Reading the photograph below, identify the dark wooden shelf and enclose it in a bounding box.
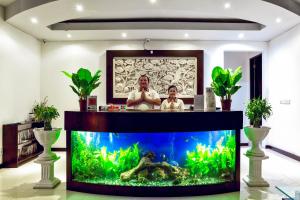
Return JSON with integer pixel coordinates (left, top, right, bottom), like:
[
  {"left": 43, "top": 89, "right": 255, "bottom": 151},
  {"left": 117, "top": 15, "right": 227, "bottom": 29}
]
[
  {"left": 18, "top": 151, "right": 42, "bottom": 165},
  {"left": 18, "top": 139, "right": 36, "bottom": 147},
  {"left": 2, "top": 121, "right": 43, "bottom": 168}
]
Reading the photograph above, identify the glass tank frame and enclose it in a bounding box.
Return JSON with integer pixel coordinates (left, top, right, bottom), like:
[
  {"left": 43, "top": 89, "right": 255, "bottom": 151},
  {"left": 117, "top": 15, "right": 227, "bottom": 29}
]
[
  {"left": 71, "top": 130, "right": 237, "bottom": 187},
  {"left": 65, "top": 110, "right": 242, "bottom": 196}
]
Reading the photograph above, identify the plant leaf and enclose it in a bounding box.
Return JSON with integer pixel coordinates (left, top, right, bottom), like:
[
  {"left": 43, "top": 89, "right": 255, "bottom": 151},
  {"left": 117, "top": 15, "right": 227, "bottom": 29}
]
[
  {"left": 229, "top": 85, "right": 241, "bottom": 95},
  {"left": 78, "top": 68, "right": 92, "bottom": 82},
  {"left": 231, "top": 66, "right": 242, "bottom": 86},
  {"left": 62, "top": 71, "right": 72, "bottom": 79},
  {"left": 70, "top": 85, "right": 80, "bottom": 96}
]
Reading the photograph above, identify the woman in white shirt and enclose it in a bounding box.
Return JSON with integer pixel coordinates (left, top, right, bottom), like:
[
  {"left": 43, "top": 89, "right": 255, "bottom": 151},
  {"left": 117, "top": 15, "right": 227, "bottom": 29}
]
[{"left": 161, "top": 85, "right": 185, "bottom": 111}]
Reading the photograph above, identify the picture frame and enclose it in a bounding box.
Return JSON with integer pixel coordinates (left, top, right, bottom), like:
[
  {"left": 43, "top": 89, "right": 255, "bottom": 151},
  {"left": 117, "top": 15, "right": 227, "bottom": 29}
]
[
  {"left": 87, "top": 96, "right": 97, "bottom": 111},
  {"left": 106, "top": 50, "right": 204, "bottom": 104}
]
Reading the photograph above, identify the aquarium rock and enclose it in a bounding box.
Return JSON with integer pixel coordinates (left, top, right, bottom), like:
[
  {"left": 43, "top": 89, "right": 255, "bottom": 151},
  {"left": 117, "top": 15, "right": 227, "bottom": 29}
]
[{"left": 120, "top": 152, "right": 189, "bottom": 184}]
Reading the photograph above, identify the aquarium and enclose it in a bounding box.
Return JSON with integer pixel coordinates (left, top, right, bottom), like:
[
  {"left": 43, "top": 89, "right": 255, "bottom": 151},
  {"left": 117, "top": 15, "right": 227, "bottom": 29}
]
[{"left": 71, "top": 130, "right": 236, "bottom": 187}]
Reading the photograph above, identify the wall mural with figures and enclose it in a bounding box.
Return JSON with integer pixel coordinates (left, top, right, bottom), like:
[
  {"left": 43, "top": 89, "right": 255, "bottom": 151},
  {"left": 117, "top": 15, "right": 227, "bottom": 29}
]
[
  {"left": 106, "top": 50, "right": 204, "bottom": 104},
  {"left": 113, "top": 57, "right": 197, "bottom": 98}
]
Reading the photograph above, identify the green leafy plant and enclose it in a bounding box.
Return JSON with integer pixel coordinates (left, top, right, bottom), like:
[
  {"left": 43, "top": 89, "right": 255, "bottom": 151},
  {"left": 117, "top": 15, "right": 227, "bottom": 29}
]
[
  {"left": 62, "top": 68, "right": 101, "bottom": 100},
  {"left": 211, "top": 66, "right": 242, "bottom": 101},
  {"left": 33, "top": 97, "right": 60, "bottom": 130},
  {"left": 245, "top": 98, "right": 272, "bottom": 128},
  {"left": 185, "top": 134, "right": 236, "bottom": 178},
  {"left": 71, "top": 131, "right": 140, "bottom": 180}
]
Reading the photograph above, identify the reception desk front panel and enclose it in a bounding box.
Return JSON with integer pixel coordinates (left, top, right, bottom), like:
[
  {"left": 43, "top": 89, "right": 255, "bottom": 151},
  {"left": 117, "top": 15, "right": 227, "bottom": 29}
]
[{"left": 65, "top": 111, "right": 243, "bottom": 196}]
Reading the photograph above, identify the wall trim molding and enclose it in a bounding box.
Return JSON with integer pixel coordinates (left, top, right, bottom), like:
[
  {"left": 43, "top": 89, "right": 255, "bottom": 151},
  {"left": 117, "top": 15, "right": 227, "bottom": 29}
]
[
  {"left": 265, "top": 145, "right": 300, "bottom": 162},
  {"left": 240, "top": 143, "right": 249, "bottom": 146},
  {"left": 51, "top": 148, "right": 66, "bottom": 152}
]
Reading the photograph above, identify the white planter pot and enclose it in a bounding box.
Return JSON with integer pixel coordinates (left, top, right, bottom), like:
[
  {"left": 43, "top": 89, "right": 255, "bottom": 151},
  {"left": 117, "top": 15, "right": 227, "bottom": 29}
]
[
  {"left": 244, "top": 126, "right": 270, "bottom": 157},
  {"left": 33, "top": 128, "right": 61, "bottom": 161}
]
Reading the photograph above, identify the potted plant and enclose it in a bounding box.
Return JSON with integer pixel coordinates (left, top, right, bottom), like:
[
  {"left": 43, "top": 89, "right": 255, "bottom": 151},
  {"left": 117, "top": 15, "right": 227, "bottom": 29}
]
[
  {"left": 62, "top": 68, "right": 101, "bottom": 111},
  {"left": 211, "top": 66, "right": 242, "bottom": 111},
  {"left": 244, "top": 98, "right": 272, "bottom": 157},
  {"left": 33, "top": 97, "right": 61, "bottom": 161}
]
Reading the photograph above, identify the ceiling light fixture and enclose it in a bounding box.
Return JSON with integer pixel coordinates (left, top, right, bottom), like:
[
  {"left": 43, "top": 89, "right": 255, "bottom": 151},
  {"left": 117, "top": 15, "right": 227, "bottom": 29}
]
[
  {"left": 184, "top": 33, "right": 189, "bottom": 38},
  {"left": 67, "top": 33, "right": 72, "bottom": 38},
  {"left": 121, "top": 32, "right": 127, "bottom": 38},
  {"left": 30, "top": 17, "right": 38, "bottom": 24},
  {"left": 150, "top": 0, "right": 157, "bottom": 4},
  {"left": 275, "top": 17, "right": 282, "bottom": 23},
  {"left": 224, "top": 2, "right": 231, "bottom": 9},
  {"left": 76, "top": 4, "right": 84, "bottom": 12},
  {"left": 238, "top": 33, "right": 245, "bottom": 39}
]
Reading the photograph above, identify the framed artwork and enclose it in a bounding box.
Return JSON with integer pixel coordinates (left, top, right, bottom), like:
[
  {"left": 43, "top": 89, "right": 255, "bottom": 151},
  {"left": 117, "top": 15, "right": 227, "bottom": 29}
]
[{"left": 106, "top": 50, "right": 204, "bottom": 104}]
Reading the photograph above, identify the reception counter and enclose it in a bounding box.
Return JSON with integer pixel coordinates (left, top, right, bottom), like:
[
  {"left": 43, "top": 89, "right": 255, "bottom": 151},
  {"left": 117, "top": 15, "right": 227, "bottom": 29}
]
[{"left": 65, "top": 110, "right": 243, "bottom": 196}]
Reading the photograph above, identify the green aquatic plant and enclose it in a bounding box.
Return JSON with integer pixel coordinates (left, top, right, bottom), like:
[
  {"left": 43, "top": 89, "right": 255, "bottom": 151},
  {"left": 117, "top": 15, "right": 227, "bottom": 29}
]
[
  {"left": 71, "top": 133, "right": 99, "bottom": 179},
  {"left": 117, "top": 143, "right": 140, "bottom": 174},
  {"left": 71, "top": 131, "right": 140, "bottom": 180},
  {"left": 185, "top": 134, "right": 236, "bottom": 178}
]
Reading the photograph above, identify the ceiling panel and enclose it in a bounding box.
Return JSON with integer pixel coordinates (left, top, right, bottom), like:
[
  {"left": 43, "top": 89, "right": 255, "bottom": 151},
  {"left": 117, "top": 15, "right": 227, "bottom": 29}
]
[{"left": 3, "top": 0, "right": 300, "bottom": 41}]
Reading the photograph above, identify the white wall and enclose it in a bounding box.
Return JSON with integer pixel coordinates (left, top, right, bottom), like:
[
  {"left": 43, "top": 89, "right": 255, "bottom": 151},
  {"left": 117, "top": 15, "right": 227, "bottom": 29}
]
[
  {"left": 0, "top": 6, "right": 41, "bottom": 163},
  {"left": 267, "top": 23, "right": 300, "bottom": 156},
  {"left": 224, "top": 51, "right": 261, "bottom": 143},
  {"left": 41, "top": 40, "right": 267, "bottom": 148}
]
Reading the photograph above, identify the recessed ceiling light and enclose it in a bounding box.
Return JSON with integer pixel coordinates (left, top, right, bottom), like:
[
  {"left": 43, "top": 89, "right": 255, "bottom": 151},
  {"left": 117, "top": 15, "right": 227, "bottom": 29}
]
[
  {"left": 67, "top": 33, "right": 72, "bottom": 38},
  {"left": 224, "top": 2, "right": 231, "bottom": 9},
  {"left": 275, "top": 17, "right": 282, "bottom": 23},
  {"left": 184, "top": 33, "right": 189, "bottom": 38},
  {"left": 76, "top": 4, "right": 84, "bottom": 12},
  {"left": 150, "top": 0, "right": 157, "bottom": 4},
  {"left": 30, "top": 17, "right": 38, "bottom": 24},
  {"left": 121, "top": 33, "right": 127, "bottom": 38},
  {"left": 238, "top": 33, "right": 245, "bottom": 39}
]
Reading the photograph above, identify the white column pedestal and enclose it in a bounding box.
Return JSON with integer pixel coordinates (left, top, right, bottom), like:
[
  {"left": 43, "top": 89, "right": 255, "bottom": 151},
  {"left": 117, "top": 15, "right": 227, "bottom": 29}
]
[
  {"left": 243, "top": 153, "right": 269, "bottom": 187},
  {"left": 34, "top": 157, "right": 61, "bottom": 189}
]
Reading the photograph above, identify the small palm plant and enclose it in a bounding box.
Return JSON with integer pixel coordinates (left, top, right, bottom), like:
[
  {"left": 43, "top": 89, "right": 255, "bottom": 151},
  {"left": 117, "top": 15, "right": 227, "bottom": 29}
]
[
  {"left": 245, "top": 98, "right": 272, "bottom": 128},
  {"left": 33, "top": 97, "right": 60, "bottom": 130}
]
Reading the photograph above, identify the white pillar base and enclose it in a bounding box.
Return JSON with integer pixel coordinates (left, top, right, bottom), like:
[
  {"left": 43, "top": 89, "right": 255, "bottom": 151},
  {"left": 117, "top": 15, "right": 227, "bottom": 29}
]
[
  {"left": 34, "top": 177, "right": 61, "bottom": 189},
  {"left": 243, "top": 175, "right": 270, "bottom": 187},
  {"left": 34, "top": 157, "right": 61, "bottom": 189},
  {"left": 243, "top": 154, "right": 269, "bottom": 187}
]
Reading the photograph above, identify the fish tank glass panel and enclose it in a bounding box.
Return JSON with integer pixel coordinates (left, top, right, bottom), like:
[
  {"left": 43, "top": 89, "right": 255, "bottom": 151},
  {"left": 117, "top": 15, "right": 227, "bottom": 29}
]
[{"left": 71, "top": 130, "right": 236, "bottom": 187}]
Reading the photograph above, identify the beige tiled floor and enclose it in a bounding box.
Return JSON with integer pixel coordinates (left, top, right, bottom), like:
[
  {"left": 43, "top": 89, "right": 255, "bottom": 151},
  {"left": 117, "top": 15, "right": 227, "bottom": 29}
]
[{"left": 0, "top": 147, "right": 299, "bottom": 200}]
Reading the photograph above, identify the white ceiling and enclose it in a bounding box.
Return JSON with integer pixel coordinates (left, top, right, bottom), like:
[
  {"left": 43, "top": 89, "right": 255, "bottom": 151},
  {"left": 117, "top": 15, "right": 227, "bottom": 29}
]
[{"left": 3, "top": 0, "right": 300, "bottom": 41}]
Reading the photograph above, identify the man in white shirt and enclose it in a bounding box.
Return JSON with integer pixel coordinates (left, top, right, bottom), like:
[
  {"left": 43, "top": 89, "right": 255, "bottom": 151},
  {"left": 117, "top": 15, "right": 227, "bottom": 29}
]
[{"left": 127, "top": 75, "right": 161, "bottom": 110}]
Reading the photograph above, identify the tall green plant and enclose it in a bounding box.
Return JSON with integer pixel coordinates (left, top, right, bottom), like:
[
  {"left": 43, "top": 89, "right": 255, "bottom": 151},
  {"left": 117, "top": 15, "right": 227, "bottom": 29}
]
[
  {"left": 211, "top": 66, "right": 242, "bottom": 100},
  {"left": 245, "top": 98, "right": 272, "bottom": 128},
  {"left": 62, "top": 68, "right": 101, "bottom": 100},
  {"left": 33, "top": 97, "right": 60, "bottom": 130}
]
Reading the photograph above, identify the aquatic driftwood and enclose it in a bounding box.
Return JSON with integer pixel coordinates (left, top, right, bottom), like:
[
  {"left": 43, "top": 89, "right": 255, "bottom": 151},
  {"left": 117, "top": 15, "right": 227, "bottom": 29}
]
[{"left": 120, "top": 153, "right": 188, "bottom": 184}]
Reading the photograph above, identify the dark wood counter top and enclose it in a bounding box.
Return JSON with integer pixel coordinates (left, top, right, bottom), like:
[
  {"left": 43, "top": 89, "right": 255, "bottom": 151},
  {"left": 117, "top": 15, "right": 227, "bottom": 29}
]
[{"left": 64, "top": 110, "right": 243, "bottom": 132}]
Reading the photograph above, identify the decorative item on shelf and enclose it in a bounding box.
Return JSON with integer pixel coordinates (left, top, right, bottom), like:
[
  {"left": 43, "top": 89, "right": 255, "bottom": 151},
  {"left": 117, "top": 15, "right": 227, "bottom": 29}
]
[
  {"left": 193, "top": 95, "right": 204, "bottom": 111},
  {"left": 87, "top": 96, "right": 97, "bottom": 111},
  {"left": 211, "top": 66, "right": 242, "bottom": 111},
  {"left": 32, "top": 97, "right": 61, "bottom": 189},
  {"left": 62, "top": 68, "right": 102, "bottom": 112},
  {"left": 243, "top": 98, "right": 272, "bottom": 187},
  {"left": 108, "top": 104, "right": 120, "bottom": 111},
  {"left": 204, "top": 87, "right": 216, "bottom": 111}
]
